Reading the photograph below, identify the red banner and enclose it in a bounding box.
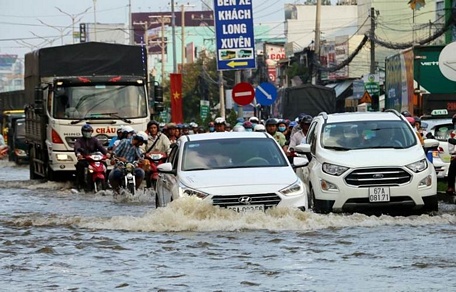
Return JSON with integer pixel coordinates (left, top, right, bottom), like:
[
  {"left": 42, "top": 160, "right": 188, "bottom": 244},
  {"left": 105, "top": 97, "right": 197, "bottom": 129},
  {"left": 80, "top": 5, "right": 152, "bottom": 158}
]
[{"left": 170, "top": 73, "right": 183, "bottom": 123}]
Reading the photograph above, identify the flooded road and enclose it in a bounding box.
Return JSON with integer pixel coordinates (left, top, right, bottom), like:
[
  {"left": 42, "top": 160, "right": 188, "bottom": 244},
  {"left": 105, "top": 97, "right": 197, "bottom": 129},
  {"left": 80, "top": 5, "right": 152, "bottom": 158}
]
[{"left": 1, "top": 160, "right": 455, "bottom": 291}]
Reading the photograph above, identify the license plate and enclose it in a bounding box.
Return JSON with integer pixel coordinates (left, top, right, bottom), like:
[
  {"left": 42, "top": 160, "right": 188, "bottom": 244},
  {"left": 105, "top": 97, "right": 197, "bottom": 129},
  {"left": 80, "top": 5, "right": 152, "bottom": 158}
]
[
  {"left": 369, "top": 187, "right": 390, "bottom": 202},
  {"left": 227, "top": 205, "right": 265, "bottom": 213}
]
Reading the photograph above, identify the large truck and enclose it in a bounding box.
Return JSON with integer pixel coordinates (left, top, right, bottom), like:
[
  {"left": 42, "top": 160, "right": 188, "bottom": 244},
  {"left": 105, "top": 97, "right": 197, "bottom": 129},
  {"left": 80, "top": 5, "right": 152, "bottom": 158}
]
[
  {"left": 385, "top": 45, "right": 456, "bottom": 117},
  {"left": 25, "top": 42, "right": 151, "bottom": 180},
  {"left": 272, "top": 84, "right": 337, "bottom": 119},
  {"left": 0, "top": 90, "right": 26, "bottom": 112}
]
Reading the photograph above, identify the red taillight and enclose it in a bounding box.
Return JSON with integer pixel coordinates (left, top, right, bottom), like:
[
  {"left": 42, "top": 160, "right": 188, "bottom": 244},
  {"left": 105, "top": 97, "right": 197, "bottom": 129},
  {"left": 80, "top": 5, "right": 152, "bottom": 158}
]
[
  {"left": 78, "top": 77, "right": 91, "bottom": 83},
  {"left": 52, "top": 129, "right": 64, "bottom": 144},
  {"left": 109, "top": 76, "right": 122, "bottom": 82}
]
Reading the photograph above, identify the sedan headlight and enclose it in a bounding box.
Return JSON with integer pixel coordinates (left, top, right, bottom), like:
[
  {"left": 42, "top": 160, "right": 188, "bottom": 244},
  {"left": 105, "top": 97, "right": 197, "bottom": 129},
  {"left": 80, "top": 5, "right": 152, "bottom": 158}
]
[
  {"left": 279, "top": 180, "right": 304, "bottom": 196},
  {"left": 406, "top": 159, "right": 428, "bottom": 173},
  {"left": 180, "top": 186, "right": 209, "bottom": 199},
  {"left": 322, "top": 163, "right": 349, "bottom": 176}
]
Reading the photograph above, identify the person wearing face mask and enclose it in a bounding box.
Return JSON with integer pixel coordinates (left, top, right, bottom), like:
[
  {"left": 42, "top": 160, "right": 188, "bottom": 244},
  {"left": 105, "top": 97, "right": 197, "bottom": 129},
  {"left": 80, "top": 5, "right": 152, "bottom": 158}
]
[
  {"left": 208, "top": 121, "right": 215, "bottom": 133},
  {"left": 74, "top": 124, "right": 109, "bottom": 191}
]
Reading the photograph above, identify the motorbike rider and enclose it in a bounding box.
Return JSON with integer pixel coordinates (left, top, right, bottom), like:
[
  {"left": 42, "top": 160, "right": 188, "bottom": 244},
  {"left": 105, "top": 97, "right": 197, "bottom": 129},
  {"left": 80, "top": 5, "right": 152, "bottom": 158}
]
[
  {"left": 109, "top": 131, "right": 148, "bottom": 194},
  {"left": 142, "top": 120, "right": 171, "bottom": 154},
  {"left": 214, "top": 117, "right": 226, "bottom": 132},
  {"left": 74, "top": 124, "right": 109, "bottom": 191}
]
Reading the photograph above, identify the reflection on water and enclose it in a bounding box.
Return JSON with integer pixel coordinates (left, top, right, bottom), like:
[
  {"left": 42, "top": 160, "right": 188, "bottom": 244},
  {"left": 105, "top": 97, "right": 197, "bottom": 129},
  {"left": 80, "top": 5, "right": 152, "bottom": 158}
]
[{"left": 1, "top": 160, "right": 456, "bottom": 291}]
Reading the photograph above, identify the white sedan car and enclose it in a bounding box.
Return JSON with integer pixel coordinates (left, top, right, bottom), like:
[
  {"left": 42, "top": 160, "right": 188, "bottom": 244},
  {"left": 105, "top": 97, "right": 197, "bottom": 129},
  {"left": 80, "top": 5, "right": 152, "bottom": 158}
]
[{"left": 155, "top": 132, "right": 309, "bottom": 212}]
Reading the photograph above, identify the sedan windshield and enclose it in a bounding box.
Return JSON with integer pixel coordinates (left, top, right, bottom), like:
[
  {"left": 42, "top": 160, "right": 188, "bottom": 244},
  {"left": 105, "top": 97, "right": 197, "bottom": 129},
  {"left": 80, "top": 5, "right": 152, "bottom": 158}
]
[
  {"left": 322, "top": 120, "right": 417, "bottom": 150},
  {"left": 182, "top": 138, "right": 289, "bottom": 171}
]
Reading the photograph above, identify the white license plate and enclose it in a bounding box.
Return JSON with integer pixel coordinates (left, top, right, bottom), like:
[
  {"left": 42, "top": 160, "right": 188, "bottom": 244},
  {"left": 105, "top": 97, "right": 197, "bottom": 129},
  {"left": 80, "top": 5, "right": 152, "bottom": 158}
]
[
  {"left": 368, "top": 187, "right": 390, "bottom": 202},
  {"left": 227, "top": 205, "right": 265, "bottom": 213}
]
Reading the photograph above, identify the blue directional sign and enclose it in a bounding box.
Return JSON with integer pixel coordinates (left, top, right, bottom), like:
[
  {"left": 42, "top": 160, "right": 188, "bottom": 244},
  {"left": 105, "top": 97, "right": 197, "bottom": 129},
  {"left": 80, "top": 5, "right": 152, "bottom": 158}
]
[
  {"left": 255, "top": 82, "right": 277, "bottom": 106},
  {"left": 213, "top": 0, "right": 256, "bottom": 71}
]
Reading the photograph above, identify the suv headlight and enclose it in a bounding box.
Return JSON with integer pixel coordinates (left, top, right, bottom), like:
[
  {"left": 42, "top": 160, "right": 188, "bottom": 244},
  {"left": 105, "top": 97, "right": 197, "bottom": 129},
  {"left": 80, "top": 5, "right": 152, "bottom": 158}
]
[
  {"left": 279, "top": 180, "right": 304, "bottom": 196},
  {"left": 406, "top": 159, "right": 428, "bottom": 173},
  {"left": 322, "top": 163, "right": 349, "bottom": 176}
]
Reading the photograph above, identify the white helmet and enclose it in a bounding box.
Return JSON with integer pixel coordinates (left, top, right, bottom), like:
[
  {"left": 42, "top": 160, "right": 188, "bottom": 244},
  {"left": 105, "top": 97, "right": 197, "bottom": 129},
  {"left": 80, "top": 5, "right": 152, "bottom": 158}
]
[
  {"left": 249, "top": 116, "right": 259, "bottom": 123},
  {"left": 122, "top": 125, "right": 135, "bottom": 134},
  {"left": 135, "top": 131, "right": 148, "bottom": 143},
  {"left": 232, "top": 125, "right": 246, "bottom": 132},
  {"left": 214, "top": 117, "right": 226, "bottom": 124},
  {"left": 254, "top": 124, "right": 266, "bottom": 132}
]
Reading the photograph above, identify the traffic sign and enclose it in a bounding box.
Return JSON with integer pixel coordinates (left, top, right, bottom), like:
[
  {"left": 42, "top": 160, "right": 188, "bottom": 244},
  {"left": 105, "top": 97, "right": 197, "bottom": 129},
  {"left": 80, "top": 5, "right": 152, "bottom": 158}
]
[
  {"left": 255, "top": 82, "right": 277, "bottom": 106},
  {"left": 214, "top": 0, "right": 256, "bottom": 71},
  {"left": 359, "top": 91, "right": 372, "bottom": 104},
  {"left": 232, "top": 82, "right": 255, "bottom": 106}
]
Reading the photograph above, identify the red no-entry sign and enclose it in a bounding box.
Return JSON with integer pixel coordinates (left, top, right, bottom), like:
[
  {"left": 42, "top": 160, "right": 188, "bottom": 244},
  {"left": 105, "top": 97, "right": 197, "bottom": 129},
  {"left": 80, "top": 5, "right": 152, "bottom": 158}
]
[{"left": 232, "top": 82, "right": 255, "bottom": 106}]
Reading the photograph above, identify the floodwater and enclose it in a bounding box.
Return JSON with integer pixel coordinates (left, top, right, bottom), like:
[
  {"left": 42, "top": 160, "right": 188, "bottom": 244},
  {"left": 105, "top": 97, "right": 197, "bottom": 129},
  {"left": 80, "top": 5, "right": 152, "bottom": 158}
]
[{"left": 1, "top": 160, "right": 456, "bottom": 291}]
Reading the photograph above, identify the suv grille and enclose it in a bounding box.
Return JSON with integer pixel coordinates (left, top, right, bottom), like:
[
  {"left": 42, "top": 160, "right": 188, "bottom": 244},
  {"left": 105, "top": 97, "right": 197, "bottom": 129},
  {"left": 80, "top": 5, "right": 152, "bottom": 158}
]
[
  {"left": 212, "top": 193, "right": 281, "bottom": 209},
  {"left": 345, "top": 168, "right": 412, "bottom": 186}
]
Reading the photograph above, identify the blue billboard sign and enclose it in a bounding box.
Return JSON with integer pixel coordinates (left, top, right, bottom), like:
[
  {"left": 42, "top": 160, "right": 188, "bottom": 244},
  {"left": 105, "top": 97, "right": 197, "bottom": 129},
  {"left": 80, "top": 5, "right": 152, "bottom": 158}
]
[{"left": 213, "top": 0, "right": 256, "bottom": 71}]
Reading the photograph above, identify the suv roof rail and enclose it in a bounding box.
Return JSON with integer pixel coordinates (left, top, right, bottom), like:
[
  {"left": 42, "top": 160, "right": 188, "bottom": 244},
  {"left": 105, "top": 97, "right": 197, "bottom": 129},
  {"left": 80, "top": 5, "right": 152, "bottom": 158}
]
[
  {"left": 318, "top": 112, "right": 328, "bottom": 121},
  {"left": 384, "top": 109, "right": 401, "bottom": 117}
]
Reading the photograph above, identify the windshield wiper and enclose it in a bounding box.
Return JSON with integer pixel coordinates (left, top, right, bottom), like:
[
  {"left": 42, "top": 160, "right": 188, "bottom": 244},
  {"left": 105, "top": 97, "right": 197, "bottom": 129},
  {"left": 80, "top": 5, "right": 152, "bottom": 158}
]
[{"left": 100, "top": 112, "right": 132, "bottom": 123}]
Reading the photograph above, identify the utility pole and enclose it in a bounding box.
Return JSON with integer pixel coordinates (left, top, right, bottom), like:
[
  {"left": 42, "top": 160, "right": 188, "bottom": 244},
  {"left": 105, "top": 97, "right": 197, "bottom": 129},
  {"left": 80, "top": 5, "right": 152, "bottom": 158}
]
[
  {"left": 128, "top": 0, "right": 133, "bottom": 45},
  {"left": 235, "top": 71, "right": 242, "bottom": 118},
  {"left": 219, "top": 71, "right": 225, "bottom": 119},
  {"left": 133, "top": 21, "right": 151, "bottom": 52},
  {"left": 171, "top": 1, "right": 177, "bottom": 73},
  {"left": 370, "top": 7, "right": 376, "bottom": 74},
  {"left": 93, "top": 0, "right": 97, "bottom": 41},
  {"left": 149, "top": 15, "right": 171, "bottom": 83},
  {"left": 313, "top": 0, "right": 322, "bottom": 85}
]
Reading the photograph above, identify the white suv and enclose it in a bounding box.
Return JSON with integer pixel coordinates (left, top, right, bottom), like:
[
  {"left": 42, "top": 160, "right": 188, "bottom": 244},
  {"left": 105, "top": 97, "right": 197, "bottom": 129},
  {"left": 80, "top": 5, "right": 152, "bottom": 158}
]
[{"left": 295, "top": 110, "right": 438, "bottom": 214}]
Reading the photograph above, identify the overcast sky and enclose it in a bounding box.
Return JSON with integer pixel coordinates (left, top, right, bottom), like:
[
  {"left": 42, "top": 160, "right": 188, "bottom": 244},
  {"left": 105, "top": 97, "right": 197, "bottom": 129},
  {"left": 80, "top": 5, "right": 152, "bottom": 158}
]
[{"left": 0, "top": 0, "right": 337, "bottom": 58}]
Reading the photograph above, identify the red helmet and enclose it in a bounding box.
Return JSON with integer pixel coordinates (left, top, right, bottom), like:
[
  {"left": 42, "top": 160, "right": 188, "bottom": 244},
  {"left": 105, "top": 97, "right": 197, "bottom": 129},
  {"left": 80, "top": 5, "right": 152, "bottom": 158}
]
[{"left": 405, "top": 116, "right": 415, "bottom": 125}]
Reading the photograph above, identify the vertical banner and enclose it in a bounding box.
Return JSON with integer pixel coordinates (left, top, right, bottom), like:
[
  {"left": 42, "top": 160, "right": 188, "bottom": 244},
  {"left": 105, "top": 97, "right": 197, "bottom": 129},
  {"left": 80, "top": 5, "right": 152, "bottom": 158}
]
[{"left": 170, "top": 73, "right": 183, "bottom": 123}]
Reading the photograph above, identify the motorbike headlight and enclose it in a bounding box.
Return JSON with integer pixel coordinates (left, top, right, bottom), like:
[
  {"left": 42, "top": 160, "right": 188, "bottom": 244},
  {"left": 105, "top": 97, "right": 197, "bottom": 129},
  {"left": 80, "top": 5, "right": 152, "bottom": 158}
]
[
  {"left": 279, "top": 180, "right": 304, "bottom": 196},
  {"left": 406, "top": 159, "right": 428, "bottom": 173},
  {"left": 322, "top": 163, "right": 349, "bottom": 176}
]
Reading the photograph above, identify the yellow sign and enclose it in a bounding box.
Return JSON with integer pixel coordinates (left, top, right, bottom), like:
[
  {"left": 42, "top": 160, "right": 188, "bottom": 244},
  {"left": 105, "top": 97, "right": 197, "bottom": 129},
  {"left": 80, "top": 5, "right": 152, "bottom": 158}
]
[{"left": 227, "top": 61, "right": 248, "bottom": 68}]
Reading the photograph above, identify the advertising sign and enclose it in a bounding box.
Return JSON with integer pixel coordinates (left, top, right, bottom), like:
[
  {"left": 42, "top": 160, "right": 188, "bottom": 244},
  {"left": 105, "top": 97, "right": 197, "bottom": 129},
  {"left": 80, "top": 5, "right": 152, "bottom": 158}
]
[{"left": 214, "top": 0, "right": 256, "bottom": 70}]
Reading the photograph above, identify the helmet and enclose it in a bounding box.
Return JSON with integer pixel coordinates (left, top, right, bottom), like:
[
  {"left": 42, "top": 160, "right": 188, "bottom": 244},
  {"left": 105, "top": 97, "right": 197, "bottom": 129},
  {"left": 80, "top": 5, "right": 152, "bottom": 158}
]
[
  {"left": 298, "top": 114, "right": 313, "bottom": 124},
  {"left": 147, "top": 120, "right": 160, "bottom": 129},
  {"left": 249, "top": 116, "right": 259, "bottom": 124},
  {"left": 413, "top": 116, "right": 421, "bottom": 125},
  {"left": 243, "top": 121, "right": 253, "bottom": 129},
  {"left": 81, "top": 124, "right": 93, "bottom": 138},
  {"left": 167, "top": 123, "right": 177, "bottom": 129},
  {"left": 232, "top": 125, "right": 246, "bottom": 132},
  {"left": 254, "top": 124, "right": 266, "bottom": 132},
  {"left": 182, "top": 123, "right": 189, "bottom": 129},
  {"left": 265, "top": 118, "right": 278, "bottom": 126},
  {"left": 134, "top": 131, "right": 148, "bottom": 143},
  {"left": 208, "top": 121, "right": 215, "bottom": 127},
  {"left": 401, "top": 111, "right": 412, "bottom": 117},
  {"left": 189, "top": 122, "right": 198, "bottom": 128},
  {"left": 122, "top": 126, "right": 135, "bottom": 134},
  {"left": 236, "top": 117, "right": 245, "bottom": 124},
  {"left": 289, "top": 121, "right": 297, "bottom": 128},
  {"left": 177, "top": 123, "right": 183, "bottom": 129},
  {"left": 214, "top": 117, "right": 226, "bottom": 125},
  {"left": 406, "top": 116, "right": 415, "bottom": 125}
]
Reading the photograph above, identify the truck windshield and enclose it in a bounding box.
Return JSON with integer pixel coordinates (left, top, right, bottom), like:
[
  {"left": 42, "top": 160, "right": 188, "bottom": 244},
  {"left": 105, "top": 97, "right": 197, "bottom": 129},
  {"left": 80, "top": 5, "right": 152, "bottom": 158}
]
[{"left": 53, "top": 85, "right": 147, "bottom": 119}]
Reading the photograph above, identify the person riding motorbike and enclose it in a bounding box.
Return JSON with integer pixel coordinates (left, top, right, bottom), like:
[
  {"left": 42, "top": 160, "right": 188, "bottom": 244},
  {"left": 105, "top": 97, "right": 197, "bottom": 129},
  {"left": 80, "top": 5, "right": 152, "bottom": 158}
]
[
  {"left": 74, "top": 124, "right": 109, "bottom": 191},
  {"left": 109, "top": 131, "right": 148, "bottom": 194}
]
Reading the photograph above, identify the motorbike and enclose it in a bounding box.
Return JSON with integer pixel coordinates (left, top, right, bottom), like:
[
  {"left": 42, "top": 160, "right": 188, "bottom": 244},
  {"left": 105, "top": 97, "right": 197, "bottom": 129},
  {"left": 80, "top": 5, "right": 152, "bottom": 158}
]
[
  {"left": 82, "top": 151, "right": 108, "bottom": 193},
  {"left": 114, "top": 159, "right": 140, "bottom": 195},
  {"left": 143, "top": 151, "right": 167, "bottom": 189}
]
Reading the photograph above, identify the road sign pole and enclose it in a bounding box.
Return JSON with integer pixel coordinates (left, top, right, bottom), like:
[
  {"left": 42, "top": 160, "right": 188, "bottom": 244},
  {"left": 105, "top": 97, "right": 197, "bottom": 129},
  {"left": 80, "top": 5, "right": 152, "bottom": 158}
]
[{"left": 235, "top": 70, "right": 243, "bottom": 119}]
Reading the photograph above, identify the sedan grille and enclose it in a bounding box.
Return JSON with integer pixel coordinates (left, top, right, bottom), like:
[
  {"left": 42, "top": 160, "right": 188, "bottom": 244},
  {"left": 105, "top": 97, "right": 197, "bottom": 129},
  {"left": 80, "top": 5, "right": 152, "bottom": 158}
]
[
  {"left": 211, "top": 193, "right": 281, "bottom": 209},
  {"left": 345, "top": 168, "right": 412, "bottom": 187}
]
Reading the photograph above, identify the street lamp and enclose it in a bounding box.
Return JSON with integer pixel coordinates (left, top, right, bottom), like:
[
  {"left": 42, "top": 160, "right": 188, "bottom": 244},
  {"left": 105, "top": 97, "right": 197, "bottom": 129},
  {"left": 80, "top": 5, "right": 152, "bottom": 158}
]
[
  {"left": 37, "top": 19, "right": 73, "bottom": 45},
  {"left": 56, "top": 6, "right": 91, "bottom": 44}
]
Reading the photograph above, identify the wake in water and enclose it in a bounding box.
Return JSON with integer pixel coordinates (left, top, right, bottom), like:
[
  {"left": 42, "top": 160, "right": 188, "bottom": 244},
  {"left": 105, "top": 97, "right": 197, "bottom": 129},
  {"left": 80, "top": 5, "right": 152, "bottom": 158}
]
[{"left": 7, "top": 196, "right": 456, "bottom": 232}]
